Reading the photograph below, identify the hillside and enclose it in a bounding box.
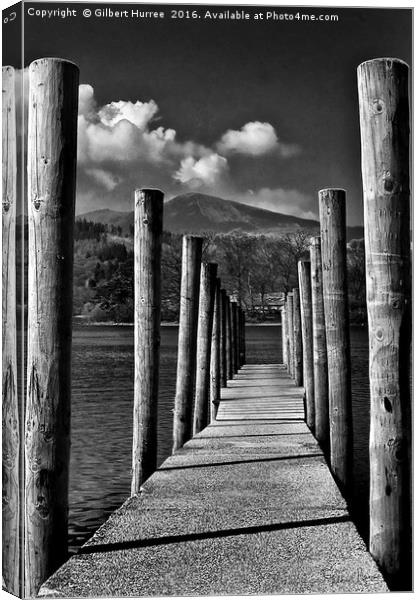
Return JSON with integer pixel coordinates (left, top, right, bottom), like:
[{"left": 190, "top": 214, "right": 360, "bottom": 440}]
[{"left": 78, "top": 193, "right": 364, "bottom": 240}]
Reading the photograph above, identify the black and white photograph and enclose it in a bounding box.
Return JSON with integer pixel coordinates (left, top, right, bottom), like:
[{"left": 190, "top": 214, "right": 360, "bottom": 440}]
[{"left": 1, "top": 1, "right": 413, "bottom": 597}]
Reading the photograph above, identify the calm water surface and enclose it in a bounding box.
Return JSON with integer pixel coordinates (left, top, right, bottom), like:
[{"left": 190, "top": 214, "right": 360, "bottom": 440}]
[{"left": 69, "top": 324, "right": 370, "bottom": 553}]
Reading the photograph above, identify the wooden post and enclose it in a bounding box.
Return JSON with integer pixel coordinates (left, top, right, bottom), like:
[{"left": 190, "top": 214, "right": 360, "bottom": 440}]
[
  {"left": 231, "top": 300, "right": 238, "bottom": 373},
  {"left": 286, "top": 292, "right": 294, "bottom": 378},
  {"left": 292, "top": 287, "right": 303, "bottom": 386},
  {"left": 239, "top": 307, "right": 246, "bottom": 366},
  {"left": 298, "top": 261, "right": 315, "bottom": 430},
  {"left": 310, "top": 236, "right": 329, "bottom": 450},
  {"left": 281, "top": 306, "right": 288, "bottom": 367},
  {"left": 220, "top": 289, "right": 227, "bottom": 387},
  {"left": 131, "top": 189, "right": 163, "bottom": 494},
  {"left": 25, "top": 58, "right": 79, "bottom": 596},
  {"left": 236, "top": 304, "right": 241, "bottom": 368},
  {"left": 193, "top": 263, "right": 217, "bottom": 434},
  {"left": 237, "top": 307, "right": 241, "bottom": 368},
  {"left": 236, "top": 305, "right": 243, "bottom": 368},
  {"left": 225, "top": 296, "right": 233, "bottom": 380},
  {"left": 319, "top": 188, "right": 352, "bottom": 492},
  {"left": 358, "top": 58, "right": 411, "bottom": 586},
  {"left": 172, "top": 235, "right": 202, "bottom": 452},
  {"left": 2, "top": 65, "right": 19, "bottom": 596},
  {"left": 210, "top": 278, "right": 221, "bottom": 421},
  {"left": 284, "top": 299, "right": 289, "bottom": 373}
]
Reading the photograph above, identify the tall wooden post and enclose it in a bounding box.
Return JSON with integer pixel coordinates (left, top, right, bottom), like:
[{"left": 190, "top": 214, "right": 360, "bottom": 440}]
[
  {"left": 231, "top": 300, "right": 238, "bottom": 373},
  {"left": 286, "top": 292, "right": 294, "bottom": 378},
  {"left": 319, "top": 189, "right": 352, "bottom": 492},
  {"left": 225, "top": 296, "right": 233, "bottom": 380},
  {"left": 193, "top": 263, "right": 217, "bottom": 434},
  {"left": 358, "top": 58, "right": 411, "bottom": 587},
  {"left": 239, "top": 307, "right": 246, "bottom": 366},
  {"left": 285, "top": 301, "right": 291, "bottom": 372},
  {"left": 220, "top": 289, "right": 227, "bottom": 387},
  {"left": 298, "top": 261, "right": 315, "bottom": 430},
  {"left": 237, "top": 307, "right": 242, "bottom": 368},
  {"left": 2, "top": 65, "right": 19, "bottom": 596},
  {"left": 25, "top": 58, "right": 79, "bottom": 596},
  {"left": 132, "top": 189, "right": 163, "bottom": 494},
  {"left": 292, "top": 287, "right": 303, "bottom": 386},
  {"left": 281, "top": 306, "right": 288, "bottom": 367},
  {"left": 210, "top": 279, "right": 221, "bottom": 421},
  {"left": 236, "top": 305, "right": 243, "bottom": 368},
  {"left": 172, "top": 235, "right": 202, "bottom": 452},
  {"left": 310, "top": 236, "right": 329, "bottom": 450}
]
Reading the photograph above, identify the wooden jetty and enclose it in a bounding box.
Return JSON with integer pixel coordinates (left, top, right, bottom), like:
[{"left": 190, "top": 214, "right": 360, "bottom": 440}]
[
  {"left": 1, "top": 56, "right": 410, "bottom": 595},
  {"left": 39, "top": 364, "right": 386, "bottom": 597}
]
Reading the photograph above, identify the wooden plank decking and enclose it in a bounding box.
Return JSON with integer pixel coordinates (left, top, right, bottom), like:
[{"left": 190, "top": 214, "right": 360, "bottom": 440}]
[{"left": 39, "top": 365, "right": 387, "bottom": 597}]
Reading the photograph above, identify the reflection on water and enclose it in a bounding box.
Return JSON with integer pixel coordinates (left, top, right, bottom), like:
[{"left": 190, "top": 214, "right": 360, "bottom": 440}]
[{"left": 69, "top": 324, "right": 370, "bottom": 553}]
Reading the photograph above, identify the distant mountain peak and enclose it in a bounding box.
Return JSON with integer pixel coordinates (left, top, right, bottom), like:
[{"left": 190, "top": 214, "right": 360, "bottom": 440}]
[{"left": 78, "top": 193, "right": 363, "bottom": 240}]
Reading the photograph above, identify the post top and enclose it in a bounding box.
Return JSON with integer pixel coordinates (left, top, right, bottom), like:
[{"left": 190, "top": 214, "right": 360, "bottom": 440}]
[
  {"left": 29, "top": 57, "right": 79, "bottom": 70},
  {"left": 202, "top": 261, "right": 218, "bottom": 276},
  {"left": 310, "top": 235, "right": 321, "bottom": 245},
  {"left": 2, "top": 65, "right": 14, "bottom": 74},
  {"left": 184, "top": 234, "right": 203, "bottom": 241},
  {"left": 318, "top": 188, "right": 347, "bottom": 195},
  {"left": 135, "top": 187, "right": 164, "bottom": 194},
  {"left": 358, "top": 57, "right": 409, "bottom": 70}
]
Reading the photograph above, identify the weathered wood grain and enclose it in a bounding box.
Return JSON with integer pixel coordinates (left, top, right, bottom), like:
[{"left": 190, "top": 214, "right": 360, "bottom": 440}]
[
  {"left": 193, "top": 263, "right": 217, "bottom": 434},
  {"left": 2, "top": 65, "right": 19, "bottom": 596},
  {"left": 292, "top": 287, "right": 303, "bottom": 386},
  {"left": 25, "top": 58, "right": 79, "bottom": 596},
  {"left": 231, "top": 301, "right": 238, "bottom": 374},
  {"left": 298, "top": 261, "right": 315, "bottom": 430},
  {"left": 210, "top": 278, "right": 221, "bottom": 421},
  {"left": 319, "top": 189, "right": 352, "bottom": 492},
  {"left": 220, "top": 289, "right": 227, "bottom": 387},
  {"left": 310, "top": 236, "right": 329, "bottom": 450},
  {"left": 280, "top": 306, "right": 288, "bottom": 368},
  {"left": 286, "top": 292, "right": 294, "bottom": 378},
  {"left": 131, "top": 189, "right": 164, "bottom": 494},
  {"left": 225, "top": 296, "right": 233, "bottom": 380},
  {"left": 358, "top": 58, "right": 411, "bottom": 587},
  {"left": 172, "top": 236, "right": 202, "bottom": 452}
]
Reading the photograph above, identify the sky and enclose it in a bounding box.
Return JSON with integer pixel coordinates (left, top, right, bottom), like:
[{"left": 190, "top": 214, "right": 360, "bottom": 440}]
[{"left": 3, "top": 2, "right": 412, "bottom": 224}]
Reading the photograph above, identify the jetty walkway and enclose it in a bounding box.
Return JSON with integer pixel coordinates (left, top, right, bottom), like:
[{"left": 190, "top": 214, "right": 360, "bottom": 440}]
[{"left": 40, "top": 364, "right": 387, "bottom": 597}]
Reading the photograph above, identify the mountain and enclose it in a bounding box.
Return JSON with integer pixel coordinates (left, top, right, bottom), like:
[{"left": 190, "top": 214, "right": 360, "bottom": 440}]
[{"left": 78, "top": 193, "right": 364, "bottom": 240}]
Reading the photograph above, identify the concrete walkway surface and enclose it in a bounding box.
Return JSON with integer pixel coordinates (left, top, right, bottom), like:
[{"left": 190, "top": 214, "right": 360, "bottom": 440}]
[{"left": 39, "top": 364, "right": 387, "bottom": 597}]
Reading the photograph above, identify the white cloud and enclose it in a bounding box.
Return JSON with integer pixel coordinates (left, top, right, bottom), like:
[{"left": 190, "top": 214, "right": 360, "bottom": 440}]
[
  {"left": 98, "top": 99, "right": 159, "bottom": 130},
  {"left": 85, "top": 168, "right": 120, "bottom": 191},
  {"left": 78, "top": 84, "right": 96, "bottom": 117},
  {"left": 77, "top": 85, "right": 215, "bottom": 179},
  {"left": 218, "top": 121, "right": 278, "bottom": 156},
  {"left": 217, "top": 121, "right": 301, "bottom": 158},
  {"left": 174, "top": 154, "right": 228, "bottom": 188}
]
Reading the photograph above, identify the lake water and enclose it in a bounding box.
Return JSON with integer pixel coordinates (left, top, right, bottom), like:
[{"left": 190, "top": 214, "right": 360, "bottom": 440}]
[{"left": 69, "top": 324, "right": 370, "bottom": 553}]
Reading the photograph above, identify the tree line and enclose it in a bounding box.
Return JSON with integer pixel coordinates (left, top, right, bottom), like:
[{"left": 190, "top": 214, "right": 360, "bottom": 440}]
[{"left": 72, "top": 221, "right": 366, "bottom": 324}]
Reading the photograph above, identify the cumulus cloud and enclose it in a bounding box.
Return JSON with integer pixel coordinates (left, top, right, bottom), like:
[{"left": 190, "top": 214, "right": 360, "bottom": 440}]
[
  {"left": 174, "top": 154, "right": 228, "bottom": 188},
  {"left": 84, "top": 168, "right": 120, "bottom": 191},
  {"left": 217, "top": 121, "right": 300, "bottom": 158},
  {"left": 78, "top": 84, "right": 96, "bottom": 118},
  {"left": 77, "top": 84, "right": 211, "bottom": 174},
  {"left": 217, "top": 122, "right": 278, "bottom": 156},
  {"left": 98, "top": 99, "right": 159, "bottom": 130}
]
